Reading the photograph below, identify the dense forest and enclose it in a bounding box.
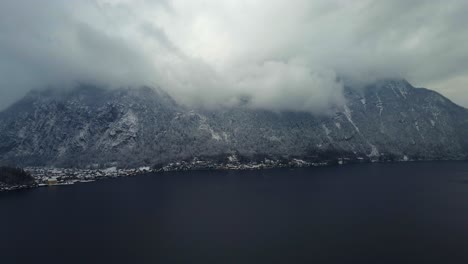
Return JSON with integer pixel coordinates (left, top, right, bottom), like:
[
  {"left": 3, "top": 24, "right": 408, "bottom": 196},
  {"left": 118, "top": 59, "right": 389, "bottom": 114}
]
[{"left": 0, "top": 167, "right": 35, "bottom": 186}]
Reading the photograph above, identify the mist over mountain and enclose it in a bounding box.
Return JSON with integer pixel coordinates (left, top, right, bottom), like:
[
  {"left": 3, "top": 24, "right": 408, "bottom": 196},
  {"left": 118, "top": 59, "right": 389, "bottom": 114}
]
[
  {"left": 1, "top": 0, "right": 468, "bottom": 112},
  {"left": 1, "top": 79, "right": 467, "bottom": 168}
]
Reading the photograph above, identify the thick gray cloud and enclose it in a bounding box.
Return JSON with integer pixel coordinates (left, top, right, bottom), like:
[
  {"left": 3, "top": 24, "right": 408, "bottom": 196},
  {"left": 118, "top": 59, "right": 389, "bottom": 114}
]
[{"left": 0, "top": 0, "right": 467, "bottom": 111}]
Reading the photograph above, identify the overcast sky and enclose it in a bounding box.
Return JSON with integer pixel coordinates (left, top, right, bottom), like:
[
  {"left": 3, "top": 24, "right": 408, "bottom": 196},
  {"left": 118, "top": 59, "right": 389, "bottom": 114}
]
[{"left": 1, "top": 0, "right": 467, "bottom": 112}]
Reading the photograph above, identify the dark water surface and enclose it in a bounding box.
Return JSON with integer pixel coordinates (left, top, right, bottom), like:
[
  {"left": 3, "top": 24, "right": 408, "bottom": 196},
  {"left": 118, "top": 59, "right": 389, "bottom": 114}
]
[{"left": 2, "top": 162, "right": 468, "bottom": 263}]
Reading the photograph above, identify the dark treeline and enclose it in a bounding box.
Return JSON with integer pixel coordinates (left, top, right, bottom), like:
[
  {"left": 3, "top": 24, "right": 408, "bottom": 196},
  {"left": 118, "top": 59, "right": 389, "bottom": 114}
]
[{"left": 0, "top": 166, "right": 34, "bottom": 186}]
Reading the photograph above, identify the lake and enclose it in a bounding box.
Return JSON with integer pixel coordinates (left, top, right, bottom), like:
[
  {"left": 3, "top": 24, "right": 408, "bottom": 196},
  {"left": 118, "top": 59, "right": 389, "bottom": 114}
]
[{"left": 2, "top": 161, "right": 468, "bottom": 263}]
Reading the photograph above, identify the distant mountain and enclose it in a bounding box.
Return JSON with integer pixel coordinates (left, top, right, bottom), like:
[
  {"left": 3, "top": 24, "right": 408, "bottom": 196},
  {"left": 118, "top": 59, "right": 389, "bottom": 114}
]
[{"left": 1, "top": 80, "right": 467, "bottom": 168}]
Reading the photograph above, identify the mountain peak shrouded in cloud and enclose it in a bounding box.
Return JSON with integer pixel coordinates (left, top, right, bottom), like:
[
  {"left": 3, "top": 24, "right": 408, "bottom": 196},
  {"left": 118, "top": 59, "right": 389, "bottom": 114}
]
[{"left": 1, "top": 0, "right": 468, "bottom": 112}]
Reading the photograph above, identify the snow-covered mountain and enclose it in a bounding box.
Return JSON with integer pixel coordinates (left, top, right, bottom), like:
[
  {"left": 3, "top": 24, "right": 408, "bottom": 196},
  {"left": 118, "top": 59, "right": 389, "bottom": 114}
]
[{"left": 1, "top": 80, "right": 467, "bottom": 168}]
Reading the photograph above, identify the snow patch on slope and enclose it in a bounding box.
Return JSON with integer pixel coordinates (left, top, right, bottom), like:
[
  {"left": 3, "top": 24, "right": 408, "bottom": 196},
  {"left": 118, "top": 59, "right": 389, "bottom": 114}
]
[
  {"left": 197, "top": 114, "right": 223, "bottom": 141},
  {"left": 343, "top": 105, "right": 360, "bottom": 132},
  {"left": 322, "top": 124, "right": 333, "bottom": 142}
]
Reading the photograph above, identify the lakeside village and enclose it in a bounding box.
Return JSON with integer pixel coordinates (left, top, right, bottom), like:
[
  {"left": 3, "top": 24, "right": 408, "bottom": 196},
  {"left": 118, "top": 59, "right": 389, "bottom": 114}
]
[{"left": 0, "top": 156, "right": 341, "bottom": 192}]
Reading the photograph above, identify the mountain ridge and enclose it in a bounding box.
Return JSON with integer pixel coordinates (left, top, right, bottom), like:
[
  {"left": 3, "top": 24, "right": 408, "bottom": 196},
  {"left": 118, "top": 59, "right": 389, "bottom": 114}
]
[{"left": 1, "top": 79, "right": 467, "bottom": 168}]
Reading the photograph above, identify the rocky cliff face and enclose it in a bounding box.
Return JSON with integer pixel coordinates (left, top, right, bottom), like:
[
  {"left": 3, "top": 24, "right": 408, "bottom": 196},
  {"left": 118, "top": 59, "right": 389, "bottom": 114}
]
[{"left": 1, "top": 80, "right": 467, "bottom": 168}]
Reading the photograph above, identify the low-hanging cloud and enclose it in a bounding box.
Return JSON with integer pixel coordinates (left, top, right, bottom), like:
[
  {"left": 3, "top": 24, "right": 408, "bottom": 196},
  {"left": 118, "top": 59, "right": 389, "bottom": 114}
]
[{"left": 1, "top": 0, "right": 468, "bottom": 111}]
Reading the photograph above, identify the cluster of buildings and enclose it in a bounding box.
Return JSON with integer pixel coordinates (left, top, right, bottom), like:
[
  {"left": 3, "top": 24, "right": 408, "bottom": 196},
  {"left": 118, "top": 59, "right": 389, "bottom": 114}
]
[
  {"left": 157, "top": 156, "right": 328, "bottom": 172},
  {"left": 1, "top": 156, "right": 347, "bottom": 192},
  {"left": 24, "top": 166, "right": 152, "bottom": 186},
  {"left": 25, "top": 157, "right": 333, "bottom": 186}
]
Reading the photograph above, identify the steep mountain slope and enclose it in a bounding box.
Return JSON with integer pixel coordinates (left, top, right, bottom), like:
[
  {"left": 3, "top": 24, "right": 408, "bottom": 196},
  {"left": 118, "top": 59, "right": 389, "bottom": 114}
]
[{"left": 0, "top": 80, "right": 467, "bottom": 168}]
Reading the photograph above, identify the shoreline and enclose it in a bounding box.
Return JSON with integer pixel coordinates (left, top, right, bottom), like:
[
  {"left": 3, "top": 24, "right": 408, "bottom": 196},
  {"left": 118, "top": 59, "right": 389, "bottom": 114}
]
[{"left": 1, "top": 157, "right": 467, "bottom": 193}]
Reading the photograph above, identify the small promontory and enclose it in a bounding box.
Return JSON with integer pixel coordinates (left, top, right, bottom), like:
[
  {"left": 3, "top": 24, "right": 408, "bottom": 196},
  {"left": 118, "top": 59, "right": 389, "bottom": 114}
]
[{"left": 0, "top": 166, "right": 35, "bottom": 187}]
